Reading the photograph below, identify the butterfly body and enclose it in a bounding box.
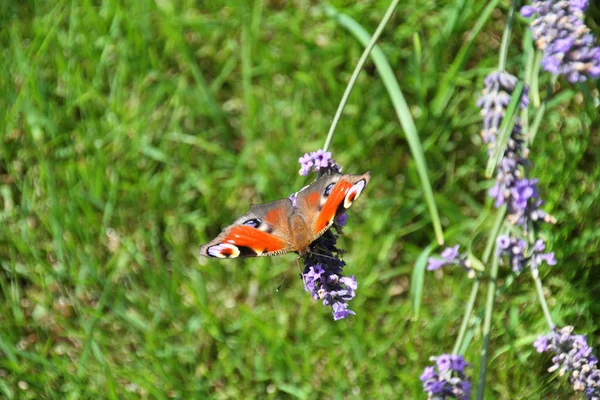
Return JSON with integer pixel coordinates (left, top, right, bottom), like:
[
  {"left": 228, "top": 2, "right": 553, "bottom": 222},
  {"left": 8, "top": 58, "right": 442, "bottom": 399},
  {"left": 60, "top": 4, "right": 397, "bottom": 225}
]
[{"left": 199, "top": 172, "right": 370, "bottom": 259}]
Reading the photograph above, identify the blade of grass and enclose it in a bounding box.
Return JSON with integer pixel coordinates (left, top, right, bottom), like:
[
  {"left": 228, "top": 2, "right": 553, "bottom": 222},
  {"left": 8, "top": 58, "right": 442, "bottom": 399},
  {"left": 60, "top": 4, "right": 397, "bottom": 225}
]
[
  {"left": 410, "top": 243, "right": 435, "bottom": 319},
  {"left": 431, "top": 0, "right": 501, "bottom": 115},
  {"left": 325, "top": 5, "right": 445, "bottom": 244}
]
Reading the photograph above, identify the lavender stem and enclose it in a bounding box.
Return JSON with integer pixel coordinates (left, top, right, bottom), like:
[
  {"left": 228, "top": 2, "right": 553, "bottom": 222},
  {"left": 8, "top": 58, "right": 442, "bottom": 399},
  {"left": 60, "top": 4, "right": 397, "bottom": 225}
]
[
  {"left": 532, "top": 262, "right": 555, "bottom": 330},
  {"left": 322, "top": 0, "right": 400, "bottom": 152},
  {"left": 498, "top": 0, "right": 516, "bottom": 71},
  {"left": 476, "top": 250, "right": 501, "bottom": 400}
]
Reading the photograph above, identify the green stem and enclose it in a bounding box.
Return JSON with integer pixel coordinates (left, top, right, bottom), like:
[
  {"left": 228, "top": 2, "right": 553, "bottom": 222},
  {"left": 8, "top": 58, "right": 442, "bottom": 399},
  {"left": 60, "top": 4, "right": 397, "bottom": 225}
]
[
  {"left": 532, "top": 268, "right": 555, "bottom": 330},
  {"left": 527, "top": 223, "right": 554, "bottom": 330},
  {"left": 452, "top": 206, "right": 506, "bottom": 355},
  {"left": 482, "top": 206, "right": 507, "bottom": 264},
  {"left": 528, "top": 75, "right": 556, "bottom": 144},
  {"left": 497, "top": 0, "right": 516, "bottom": 71},
  {"left": 322, "top": 0, "right": 400, "bottom": 152},
  {"left": 476, "top": 249, "right": 500, "bottom": 400},
  {"left": 452, "top": 278, "right": 480, "bottom": 355}
]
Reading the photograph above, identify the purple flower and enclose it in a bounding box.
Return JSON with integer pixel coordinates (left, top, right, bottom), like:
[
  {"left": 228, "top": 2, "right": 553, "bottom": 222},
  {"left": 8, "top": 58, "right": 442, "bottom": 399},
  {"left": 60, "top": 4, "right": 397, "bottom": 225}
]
[
  {"left": 476, "top": 71, "right": 529, "bottom": 147},
  {"left": 478, "top": 71, "right": 555, "bottom": 230},
  {"left": 521, "top": 5, "right": 536, "bottom": 17},
  {"left": 335, "top": 212, "right": 348, "bottom": 228},
  {"left": 426, "top": 257, "right": 448, "bottom": 271},
  {"left": 312, "top": 149, "right": 332, "bottom": 169},
  {"left": 298, "top": 153, "right": 314, "bottom": 176},
  {"left": 477, "top": 71, "right": 543, "bottom": 229},
  {"left": 496, "top": 234, "right": 556, "bottom": 274},
  {"left": 332, "top": 301, "right": 356, "bottom": 321},
  {"left": 421, "top": 366, "right": 436, "bottom": 381},
  {"left": 297, "top": 150, "right": 357, "bottom": 320},
  {"left": 427, "top": 245, "right": 474, "bottom": 276},
  {"left": 441, "top": 245, "right": 460, "bottom": 260},
  {"left": 421, "top": 354, "right": 471, "bottom": 399},
  {"left": 451, "top": 354, "right": 468, "bottom": 373},
  {"left": 535, "top": 326, "right": 600, "bottom": 397},
  {"left": 497, "top": 235, "right": 511, "bottom": 250},
  {"left": 534, "top": 335, "right": 550, "bottom": 352},
  {"left": 506, "top": 178, "right": 556, "bottom": 227},
  {"left": 461, "top": 380, "right": 472, "bottom": 396},
  {"left": 301, "top": 228, "right": 358, "bottom": 320},
  {"left": 521, "top": 0, "right": 600, "bottom": 82},
  {"left": 436, "top": 354, "right": 452, "bottom": 371},
  {"left": 297, "top": 149, "right": 338, "bottom": 176}
]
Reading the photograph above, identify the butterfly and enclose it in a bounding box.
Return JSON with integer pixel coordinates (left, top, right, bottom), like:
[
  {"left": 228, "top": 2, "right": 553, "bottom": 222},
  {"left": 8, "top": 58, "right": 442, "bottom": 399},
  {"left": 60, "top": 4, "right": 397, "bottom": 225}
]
[{"left": 199, "top": 172, "right": 371, "bottom": 259}]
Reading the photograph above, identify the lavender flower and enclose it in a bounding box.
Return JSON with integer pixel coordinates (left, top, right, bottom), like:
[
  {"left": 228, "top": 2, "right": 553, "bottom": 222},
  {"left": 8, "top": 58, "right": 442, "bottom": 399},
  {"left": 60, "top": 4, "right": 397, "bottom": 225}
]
[
  {"left": 477, "top": 71, "right": 529, "bottom": 147},
  {"left": 521, "top": 0, "right": 600, "bottom": 82},
  {"left": 302, "top": 228, "right": 357, "bottom": 321},
  {"left": 477, "top": 72, "right": 528, "bottom": 210},
  {"left": 477, "top": 72, "right": 556, "bottom": 230},
  {"left": 297, "top": 151, "right": 356, "bottom": 320},
  {"left": 335, "top": 212, "right": 348, "bottom": 228},
  {"left": 298, "top": 149, "right": 337, "bottom": 176},
  {"left": 420, "top": 354, "right": 472, "bottom": 399},
  {"left": 496, "top": 234, "right": 556, "bottom": 275},
  {"left": 534, "top": 326, "right": 600, "bottom": 398},
  {"left": 298, "top": 153, "right": 314, "bottom": 176},
  {"left": 509, "top": 178, "right": 557, "bottom": 227},
  {"left": 427, "top": 245, "right": 474, "bottom": 277}
]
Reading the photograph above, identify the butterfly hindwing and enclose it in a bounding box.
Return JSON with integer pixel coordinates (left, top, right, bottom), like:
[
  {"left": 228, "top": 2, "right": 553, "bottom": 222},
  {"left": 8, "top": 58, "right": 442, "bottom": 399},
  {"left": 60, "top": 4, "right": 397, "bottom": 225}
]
[
  {"left": 199, "top": 199, "right": 295, "bottom": 258},
  {"left": 295, "top": 172, "right": 371, "bottom": 241}
]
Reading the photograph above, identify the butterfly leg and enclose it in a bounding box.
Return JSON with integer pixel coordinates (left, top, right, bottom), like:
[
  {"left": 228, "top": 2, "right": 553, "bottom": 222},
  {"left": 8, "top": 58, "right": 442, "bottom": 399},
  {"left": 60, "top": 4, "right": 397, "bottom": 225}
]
[{"left": 277, "top": 257, "right": 303, "bottom": 292}]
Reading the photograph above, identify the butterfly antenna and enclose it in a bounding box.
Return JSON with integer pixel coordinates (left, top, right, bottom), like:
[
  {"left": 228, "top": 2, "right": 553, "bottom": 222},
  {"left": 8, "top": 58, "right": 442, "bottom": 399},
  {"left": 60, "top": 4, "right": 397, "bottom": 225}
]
[
  {"left": 305, "top": 249, "right": 340, "bottom": 261},
  {"left": 277, "top": 258, "right": 300, "bottom": 292}
]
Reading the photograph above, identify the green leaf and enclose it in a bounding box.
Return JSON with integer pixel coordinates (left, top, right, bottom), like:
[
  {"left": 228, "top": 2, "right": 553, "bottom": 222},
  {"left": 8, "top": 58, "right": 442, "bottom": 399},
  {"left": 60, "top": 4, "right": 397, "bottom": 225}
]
[
  {"left": 431, "top": 0, "right": 501, "bottom": 115},
  {"left": 410, "top": 244, "right": 435, "bottom": 319}
]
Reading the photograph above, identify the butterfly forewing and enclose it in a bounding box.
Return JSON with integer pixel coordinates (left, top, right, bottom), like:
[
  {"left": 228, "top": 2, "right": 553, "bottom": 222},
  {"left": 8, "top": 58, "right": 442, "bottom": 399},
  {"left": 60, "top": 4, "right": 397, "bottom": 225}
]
[{"left": 199, "top": 199, "right": 295, "bottom": 258}]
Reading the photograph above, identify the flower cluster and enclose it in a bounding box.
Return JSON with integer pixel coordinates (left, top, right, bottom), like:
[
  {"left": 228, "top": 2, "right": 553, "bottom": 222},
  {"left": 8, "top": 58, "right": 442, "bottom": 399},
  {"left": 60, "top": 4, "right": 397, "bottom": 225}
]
[
  {"left": 496, "top": 235, "right": 556, "bottom": 275},
  {"left": 521, "top": 0, "right": 600, "bottom": 82},
  {"left": 477, "top": 71, "right": 529, "bottom": 147},
  {"left": 298, "top": 149, "right": 338, "bottom": 176},
  {"left": 297, "top": 150, "right": 356, "bottom": 320},
  {"left": 427, "top": 245, "right": 474, "bottom": 278},
  {"left": 420, "top": 354, "right": 472, "bottom": 400},
  {"left": 302, "top": 217, "right": 357, "bottom": 321},
  {"left": 477, "top": 71, "right": 556, "bottom": 274},
  {"left": 476, "top": 71, "right": 552, "bottom": 230},
  {"left": 534, "top": 326, "right": 600, "bottom": 398},
  {"left": 503, "top": 178, "right": 556, "bottom": 227}
]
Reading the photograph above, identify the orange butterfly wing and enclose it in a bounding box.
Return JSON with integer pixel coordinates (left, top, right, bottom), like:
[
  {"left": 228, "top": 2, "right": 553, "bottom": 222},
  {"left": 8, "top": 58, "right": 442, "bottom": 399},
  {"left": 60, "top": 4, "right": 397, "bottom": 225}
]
[
  {"left": 199, "top": 199, "right": 294, "bottom": 258},
  {"left": 295, "top": 172, "right": 371, "bottom": 241},
  {"left": 199, "top": 172, "right": 370, "bottom": 259}
]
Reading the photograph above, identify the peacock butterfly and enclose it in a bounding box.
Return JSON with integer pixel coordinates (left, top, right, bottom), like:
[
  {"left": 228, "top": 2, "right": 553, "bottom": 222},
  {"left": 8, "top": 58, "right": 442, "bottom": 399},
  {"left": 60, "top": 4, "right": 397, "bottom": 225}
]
[{"left": 199, "top": 172, "right": 370, "bottom": 259}]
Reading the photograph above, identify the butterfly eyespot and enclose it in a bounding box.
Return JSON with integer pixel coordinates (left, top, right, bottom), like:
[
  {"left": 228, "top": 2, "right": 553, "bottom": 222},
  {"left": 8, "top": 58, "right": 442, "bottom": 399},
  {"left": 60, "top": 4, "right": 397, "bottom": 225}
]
[
  {"left": 344, "top": 179, "right": 366, "bottom": 209},
  {"left": 323, "top": 183, "right": 336, "bottom": 197},
  {"left": 207, "top": 243, "right": 241, "bottom": 258},
  {"left": 243, "top": 218, "right": 261, "bottom": 228}
]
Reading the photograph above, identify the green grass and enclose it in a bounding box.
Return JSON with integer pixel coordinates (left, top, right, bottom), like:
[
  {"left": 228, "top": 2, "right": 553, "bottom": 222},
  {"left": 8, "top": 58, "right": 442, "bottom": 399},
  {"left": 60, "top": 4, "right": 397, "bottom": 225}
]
[{"left": 1, "top": 1, "right": 599, "bottom": 398}]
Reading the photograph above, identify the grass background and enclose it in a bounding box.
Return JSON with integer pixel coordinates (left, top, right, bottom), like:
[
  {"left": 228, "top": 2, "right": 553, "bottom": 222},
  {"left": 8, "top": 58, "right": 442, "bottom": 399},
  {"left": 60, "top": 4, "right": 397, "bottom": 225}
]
[{"left": 1, "top": 0, "right": 599, "bottom": 398}]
